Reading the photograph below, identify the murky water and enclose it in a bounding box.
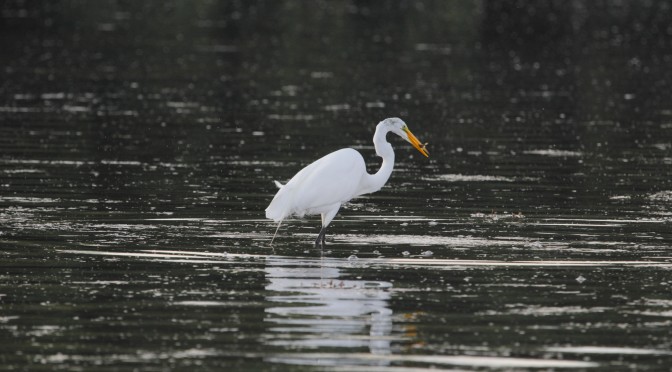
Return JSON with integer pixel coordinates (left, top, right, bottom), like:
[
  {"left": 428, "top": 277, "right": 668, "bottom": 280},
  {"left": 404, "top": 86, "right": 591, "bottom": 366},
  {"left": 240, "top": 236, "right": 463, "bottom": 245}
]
[{"left": 2, "top": 1, "right": 672, "bottom": 370}]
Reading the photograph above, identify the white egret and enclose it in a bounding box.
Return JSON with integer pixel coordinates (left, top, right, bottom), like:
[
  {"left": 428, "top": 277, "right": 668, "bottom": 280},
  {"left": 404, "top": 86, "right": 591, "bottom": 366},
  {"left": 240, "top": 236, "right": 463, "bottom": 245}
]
[{"left": 265, "top": 117, "right": 429, "bottom": 247}]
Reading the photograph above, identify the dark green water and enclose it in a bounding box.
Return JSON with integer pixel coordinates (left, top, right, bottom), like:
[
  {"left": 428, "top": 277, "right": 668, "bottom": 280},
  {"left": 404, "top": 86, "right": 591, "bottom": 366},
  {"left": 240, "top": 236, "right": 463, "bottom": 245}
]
[{"left": 2, "top": 1, "right": 672, "bottom": 370}]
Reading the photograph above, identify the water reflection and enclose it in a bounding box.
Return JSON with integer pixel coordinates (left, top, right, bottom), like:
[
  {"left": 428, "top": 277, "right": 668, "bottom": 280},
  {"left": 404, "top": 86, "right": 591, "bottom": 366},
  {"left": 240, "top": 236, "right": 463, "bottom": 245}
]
[{"left": 264, "top": 256, "right": 394, "bottom": 358}]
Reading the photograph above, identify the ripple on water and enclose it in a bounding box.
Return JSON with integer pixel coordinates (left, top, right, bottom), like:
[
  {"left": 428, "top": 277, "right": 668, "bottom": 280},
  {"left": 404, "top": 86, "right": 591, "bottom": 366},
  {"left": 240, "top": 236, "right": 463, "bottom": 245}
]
[
  {"left": 483, "top": 305, "right": 610, "bottom": 317},
  {"left": 523, "top": 149, "right": 583, "bottom": 157},
  {"left": 0, "top": 196, "right": 60, "bottom": 203},
  {"left": 57, "top": 249, "right": 672, "bottom": 270},
  {"left": 336, "top": 233, "right": 530, "bottom": 247},
  {"left": 172, "top": 301, "right": 238, "bottom": 307},
  {"left": 648, "top": 190, "right": 672, "bottom": 202},
  {"left": 422, "top": 174, "right": 519, "bottom": 182},
  {"left": 546, "top": 346, "right": 672, "bottom": 355},
  {"left": 265, "top": 353, "right": 599, "bottom": 369},
  {"left": 34, "top": 348, "right": 220, "bottom": 365}
]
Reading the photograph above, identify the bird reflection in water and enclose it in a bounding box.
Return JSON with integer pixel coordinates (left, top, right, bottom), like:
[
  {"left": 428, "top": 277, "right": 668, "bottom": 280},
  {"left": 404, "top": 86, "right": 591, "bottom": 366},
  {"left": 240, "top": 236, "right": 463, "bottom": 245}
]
[{"left": 263, "top": 256, "right": 394, "bottom": 357}]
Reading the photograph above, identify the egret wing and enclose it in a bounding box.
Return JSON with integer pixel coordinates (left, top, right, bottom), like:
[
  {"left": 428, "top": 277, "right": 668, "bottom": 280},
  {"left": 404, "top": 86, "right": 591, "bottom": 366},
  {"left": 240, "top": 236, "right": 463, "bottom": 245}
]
[
  {"left": 292, "top": 148, "right": 366, "bottom": 213},
  {"left": 265, "top": 148, "right": 366, "bottom": 221}
]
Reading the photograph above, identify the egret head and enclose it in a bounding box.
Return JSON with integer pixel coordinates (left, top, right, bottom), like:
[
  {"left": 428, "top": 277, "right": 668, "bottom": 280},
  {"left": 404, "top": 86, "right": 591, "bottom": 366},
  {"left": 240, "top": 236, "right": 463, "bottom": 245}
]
[{"left": 381, "top": 117, "right": 429, "bottom": 157}]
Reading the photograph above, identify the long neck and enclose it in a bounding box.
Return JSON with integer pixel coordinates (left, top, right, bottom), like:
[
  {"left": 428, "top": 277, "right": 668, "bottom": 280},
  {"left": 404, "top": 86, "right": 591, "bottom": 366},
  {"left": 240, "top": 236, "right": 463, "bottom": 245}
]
[{"left": 361, "top": 124, "right": 395, "bottom": 194}]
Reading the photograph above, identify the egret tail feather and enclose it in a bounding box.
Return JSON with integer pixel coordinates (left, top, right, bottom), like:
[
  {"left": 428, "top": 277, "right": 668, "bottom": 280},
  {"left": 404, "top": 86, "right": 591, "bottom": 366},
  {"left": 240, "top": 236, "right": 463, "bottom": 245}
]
[{"left": 265, "top": 185, "right": 294, "bottom": 222}]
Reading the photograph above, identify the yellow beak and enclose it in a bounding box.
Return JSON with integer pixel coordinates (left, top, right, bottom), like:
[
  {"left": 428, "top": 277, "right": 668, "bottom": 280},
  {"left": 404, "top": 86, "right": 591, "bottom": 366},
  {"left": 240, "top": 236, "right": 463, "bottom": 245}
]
[{"left": 404, "top": 127, "right": 429, "bottom": 157}]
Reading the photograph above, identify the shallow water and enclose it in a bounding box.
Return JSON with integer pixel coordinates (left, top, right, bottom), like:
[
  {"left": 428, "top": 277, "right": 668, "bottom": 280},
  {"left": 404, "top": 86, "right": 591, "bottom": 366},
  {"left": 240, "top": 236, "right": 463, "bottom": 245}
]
[{"left": 2, "top": 1, "right": 672, "bottom": 370}]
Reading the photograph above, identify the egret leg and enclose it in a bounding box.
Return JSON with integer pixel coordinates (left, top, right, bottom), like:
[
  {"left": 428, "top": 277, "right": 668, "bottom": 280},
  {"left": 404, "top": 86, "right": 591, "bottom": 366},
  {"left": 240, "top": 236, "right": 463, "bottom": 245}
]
[
  {"left": 315, "top": 205, "right": 340, "bottom": 248},
  {"left": 315, "top": 226, "right": 327, "bottom": 248},
  {"left": 270, "top": 220, "right": 282, "bottom": 245}
]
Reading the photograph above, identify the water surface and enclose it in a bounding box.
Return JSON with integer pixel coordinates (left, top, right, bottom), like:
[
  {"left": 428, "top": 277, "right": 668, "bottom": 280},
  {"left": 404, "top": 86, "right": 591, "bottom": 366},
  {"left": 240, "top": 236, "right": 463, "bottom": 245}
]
[{"left": 1, "top": 1, "right": 672, "bottom": 370}]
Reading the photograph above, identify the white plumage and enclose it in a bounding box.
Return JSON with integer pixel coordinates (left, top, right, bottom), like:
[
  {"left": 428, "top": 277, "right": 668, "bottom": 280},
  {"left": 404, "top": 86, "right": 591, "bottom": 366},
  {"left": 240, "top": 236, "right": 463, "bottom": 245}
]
[{"left": 265, "top": 117, "right": 429, "bottom": 246}]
